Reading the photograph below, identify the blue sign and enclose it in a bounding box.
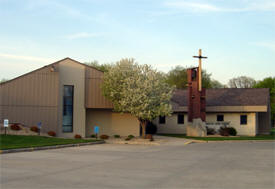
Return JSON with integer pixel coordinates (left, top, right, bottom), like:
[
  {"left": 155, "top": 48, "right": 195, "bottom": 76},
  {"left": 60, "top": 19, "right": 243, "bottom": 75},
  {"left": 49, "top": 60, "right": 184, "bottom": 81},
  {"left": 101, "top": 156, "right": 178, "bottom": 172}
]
[
  {"left": 38, "top": 122, "right": 42, "bottom": 128},
  {"left": 94, "top": 126, "right": 99, "bottom": 134}
]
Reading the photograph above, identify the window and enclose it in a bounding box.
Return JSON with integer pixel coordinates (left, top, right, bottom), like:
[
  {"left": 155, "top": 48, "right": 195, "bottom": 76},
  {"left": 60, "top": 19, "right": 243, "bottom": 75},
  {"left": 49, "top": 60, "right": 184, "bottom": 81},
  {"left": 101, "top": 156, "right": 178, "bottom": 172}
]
[
  {"left": 217, "top": 115, "right": 224, "bottom": 122},
  {"left": 178, "top": 114, "right": 184, "bottom": 124},
  {"left": 240, "top": 115, "right": 247, "bottom": 125},
  {"left": 159, "top": 116, "right": 166, "bottom": 124},
  {"left": 62, "top": 85, "right": 74, "bottom": 132}
]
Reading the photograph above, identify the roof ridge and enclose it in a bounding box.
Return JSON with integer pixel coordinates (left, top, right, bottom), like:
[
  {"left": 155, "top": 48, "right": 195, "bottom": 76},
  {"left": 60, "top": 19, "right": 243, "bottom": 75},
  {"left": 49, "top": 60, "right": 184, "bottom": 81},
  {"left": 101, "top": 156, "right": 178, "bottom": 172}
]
[{"left": 0, "top": 57, "right": 103, "bottom": 86}]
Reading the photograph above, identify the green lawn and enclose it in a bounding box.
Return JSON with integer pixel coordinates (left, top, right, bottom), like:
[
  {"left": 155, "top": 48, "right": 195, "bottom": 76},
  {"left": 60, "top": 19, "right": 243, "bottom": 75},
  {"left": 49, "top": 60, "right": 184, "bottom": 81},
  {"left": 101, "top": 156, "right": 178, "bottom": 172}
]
[
  {"left": 0, "top": 135, "right": 99, "bottom": 150},
  {"left": 159, "top": 134, "right": 275, "bottom": 141}
]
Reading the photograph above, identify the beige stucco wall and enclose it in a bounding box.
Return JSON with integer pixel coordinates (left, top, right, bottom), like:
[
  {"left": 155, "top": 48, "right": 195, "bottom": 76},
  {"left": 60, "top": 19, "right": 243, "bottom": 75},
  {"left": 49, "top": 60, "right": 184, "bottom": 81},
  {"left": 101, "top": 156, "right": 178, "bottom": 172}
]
[
  {"left": 153, "top": 113, "right": 188, "bottom": 134},
  {"left": 86, "top": 109, "right": 139, "bottom": 137},
  {"left": 206, "top": 113, "right": 256, "bottom": 136},
  {"left": 154, "top": 113, "right": 257, "bottom": 136},
  {"left": 57, "top": 59, "right": 86, "bottom": 138}
]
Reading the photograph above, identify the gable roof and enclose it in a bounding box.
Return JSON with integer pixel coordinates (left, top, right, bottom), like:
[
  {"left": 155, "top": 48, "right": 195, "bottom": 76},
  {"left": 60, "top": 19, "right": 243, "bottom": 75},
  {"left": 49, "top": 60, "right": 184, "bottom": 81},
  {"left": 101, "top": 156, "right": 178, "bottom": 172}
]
[
  {"left": 0, "top": 57, "right": 103, "bottom": 86},
  {"left": 172, "top": 88, "right": 269, "bottom": 108}
]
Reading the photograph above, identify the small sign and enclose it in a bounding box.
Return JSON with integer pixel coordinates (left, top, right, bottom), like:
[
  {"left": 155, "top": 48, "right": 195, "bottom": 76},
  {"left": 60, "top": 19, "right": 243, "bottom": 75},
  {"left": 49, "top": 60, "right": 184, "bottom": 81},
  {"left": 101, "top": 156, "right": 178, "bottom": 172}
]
[
  {"left": 94, "top": 126, "right": 99, "bottom": 134},
  {"left": 37, "top": 122, "right": 42, "bottom": 129},
  {"left": 4, "top": 119, "right": 9, "bottom": 128}
]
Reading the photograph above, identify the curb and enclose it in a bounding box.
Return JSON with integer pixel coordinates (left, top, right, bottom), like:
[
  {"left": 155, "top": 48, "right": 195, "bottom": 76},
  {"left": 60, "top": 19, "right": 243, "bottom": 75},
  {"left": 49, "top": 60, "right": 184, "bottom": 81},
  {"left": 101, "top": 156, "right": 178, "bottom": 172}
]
[
  {"left": 206, "top": 140, "right": 275, "bottom": 143},
  {"left": 0, "top": 141, "right": 105, "bottom": 154},
  {"left": 183, "top": 140, "right": 274, "bottom": 145}
]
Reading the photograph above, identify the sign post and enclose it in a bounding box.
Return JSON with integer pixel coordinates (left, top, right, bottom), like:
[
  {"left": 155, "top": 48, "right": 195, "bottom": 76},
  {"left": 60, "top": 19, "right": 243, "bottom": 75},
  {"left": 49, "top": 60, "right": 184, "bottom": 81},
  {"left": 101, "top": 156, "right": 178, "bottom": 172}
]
[
  {"left": 37, "top": 122, "right": 42, "bottom": 135},
  {"left": 94, "top": 126, "right": 99, "bottom": 139},
  {"left": 4, "top": 119, "right": 9, "bottom": 135}
]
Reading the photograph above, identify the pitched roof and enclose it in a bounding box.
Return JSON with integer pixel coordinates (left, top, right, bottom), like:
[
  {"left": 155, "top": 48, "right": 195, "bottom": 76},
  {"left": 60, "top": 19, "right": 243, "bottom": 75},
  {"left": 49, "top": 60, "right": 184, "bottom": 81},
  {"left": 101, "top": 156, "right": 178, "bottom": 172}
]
[
  {"left": 172, "top": 88, "right": 270, "bottom": 109},
  {"left": 0, "top": 57, "right": 103, "bottom": 86}
]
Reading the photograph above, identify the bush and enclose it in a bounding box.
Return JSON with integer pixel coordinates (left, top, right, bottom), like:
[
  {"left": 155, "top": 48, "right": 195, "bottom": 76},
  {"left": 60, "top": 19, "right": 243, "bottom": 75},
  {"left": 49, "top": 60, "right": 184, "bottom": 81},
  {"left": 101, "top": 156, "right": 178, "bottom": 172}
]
[
  {"left": 228, "top": 127, "right": 237, "bottom": 136},
  {"left": 219, "top": 127, "right": 229, "bottom": 136},
  {"left": 74, "top": 134, "right": 82, "bottom": 139},
  {"left": 270, "top": 128, "right": 275, "bottom": 136},
  {"left": 206, "top": 127, "right": 216, "bottom": 135},
  {"left": 128, "top": 135, "right": 134, "bottom": 139},
  {"left": 114, "top": 135, "right": 120, "bottom": 138},
  {"left": 100, "top": 135, "right": 109, "bottom": 139},
  {"left": 91, "top": 134, "right": 96, "bottom": 138},
  {"left": 10, "top": 123, "right": 21, "bottom": 131},
  {"left": 47, "top": 131, "right": 56, "bottom": 137},
  {"left": 146, "top": 122, "right": 158, "bottom": 135},
  {"left": 30, "top": 126, "right": 39, "bottom": 133},
  {"left": 125, "top": 137, "right": 131, "bottom": 141},
  {"left": 219, "top": 127, "right": 237, "bottom": 136}
]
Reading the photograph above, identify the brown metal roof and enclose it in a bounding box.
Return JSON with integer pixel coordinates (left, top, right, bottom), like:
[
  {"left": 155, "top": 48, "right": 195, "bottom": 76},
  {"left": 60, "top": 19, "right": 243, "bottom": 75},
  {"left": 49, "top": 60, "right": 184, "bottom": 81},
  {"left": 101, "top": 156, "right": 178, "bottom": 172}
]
[{"left": 172, "top": 88, "right": 270, "bottom": 107}]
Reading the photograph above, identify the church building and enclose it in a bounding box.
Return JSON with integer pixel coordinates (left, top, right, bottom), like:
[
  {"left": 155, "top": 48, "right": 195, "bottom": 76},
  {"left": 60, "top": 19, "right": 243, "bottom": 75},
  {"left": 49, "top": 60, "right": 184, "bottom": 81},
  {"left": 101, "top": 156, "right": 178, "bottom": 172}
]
[
  {"left": 0, "top": 58, "right": 271, "bottom": 137},
  {"left": 154, "top": 88, "right": 271, "bottom": 136}
]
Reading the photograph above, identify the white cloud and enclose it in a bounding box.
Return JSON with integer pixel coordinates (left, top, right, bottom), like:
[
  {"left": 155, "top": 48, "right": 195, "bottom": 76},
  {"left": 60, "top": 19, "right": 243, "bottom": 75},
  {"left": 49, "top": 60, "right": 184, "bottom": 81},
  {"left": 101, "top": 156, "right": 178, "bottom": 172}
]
[
  {"left": 164, "top": 1, "right": 221, "bottom": 12},
  {"left": 64, "top": 32, "right": 103, "bottom": 40},
  {"left": 0, "top": 53, "right": 53, "bottom": 63},
  {"left": 251, "top": 42, "right": 275, "bottom": 52},
  {"left": 163, "top": 0, "right": 275, "bottom": 12},
  {"left": 25, "top": 0, "right": 95, "bottom": 21}
]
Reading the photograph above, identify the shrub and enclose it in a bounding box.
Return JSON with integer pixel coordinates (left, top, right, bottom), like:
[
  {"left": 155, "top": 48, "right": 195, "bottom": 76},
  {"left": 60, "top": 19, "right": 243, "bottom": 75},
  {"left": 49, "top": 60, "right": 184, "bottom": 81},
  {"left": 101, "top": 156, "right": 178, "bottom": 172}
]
[
  {"left": 91, "top": 134, "right": 96, "bottom": 138},
  {"left": 128, "top": 135, "right": 134, "bottom": 139},
  {"left": 10, "top": 123, "right": 21, "bottom": 131},
  {"left": 47, "top": 131, "right": 56, "bottom": 137},
  {"left": 114, "top": 134, "right": 120, "bottom": 138},
  {"left": 100, "top": 135, "right": 109, "bottom": 139},
  {"left": 146, "top": 122, "right": 158, "bottom": 135},
  {"left": 219, "top": 127, "right": 229, "bottom": 136},
  {"left": 228, "top": 127, "right": 237, "bottom": 136},
  {"left": 270, "top": 128, "right": 275, "bottom": 136},
  {"left": 30, "top": 126, "right": 39, "bottom": 133},
  {"left": 206, "top": 127, "right": 216, "bottom": 135},
  {"left": 74, "top": 134, "right": 82, "bottom": 139},
  {"left": 125, "top": 137, "right": 131, "bottom": 141}
]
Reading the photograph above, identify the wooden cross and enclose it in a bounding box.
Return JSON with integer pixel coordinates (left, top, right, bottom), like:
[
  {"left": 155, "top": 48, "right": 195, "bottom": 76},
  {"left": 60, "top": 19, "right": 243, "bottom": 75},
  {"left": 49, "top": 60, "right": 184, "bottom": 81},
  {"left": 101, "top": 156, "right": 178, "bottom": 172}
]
[{"left": 193, "top": 49, "right": 207, "bottom": 91}]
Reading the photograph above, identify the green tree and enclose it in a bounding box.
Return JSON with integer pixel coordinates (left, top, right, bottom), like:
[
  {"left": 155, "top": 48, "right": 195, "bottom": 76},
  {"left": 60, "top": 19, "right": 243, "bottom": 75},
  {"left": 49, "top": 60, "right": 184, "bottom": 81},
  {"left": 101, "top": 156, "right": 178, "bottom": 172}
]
[
  {"left": 102, "top": 58, "right": 174, "bottom": 138},
  {"left": 166, "top": 66, "right": 222, "bottom": 89},
  {"left": 253, "top": 77, "right": 275, "bottom": 123},
  {"left": 211, "top": 79, "right": 225, "bottom": 88},
  {"left": 85, "top": 60, "right": 112, "bottom": 72}
]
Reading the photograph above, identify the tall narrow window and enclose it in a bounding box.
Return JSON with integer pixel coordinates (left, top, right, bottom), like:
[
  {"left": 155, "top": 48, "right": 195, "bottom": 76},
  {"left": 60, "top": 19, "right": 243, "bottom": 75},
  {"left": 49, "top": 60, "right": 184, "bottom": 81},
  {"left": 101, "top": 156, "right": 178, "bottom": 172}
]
[
  {"left": 178, "top": 114, "right": 184, "bottom": 124},
  {"left": 240, "top": 115, "right": 247, "bottom": 125},
  {"left": 159, "top": 116, "right": 166, "bottom": 124},
  {"left": 62, "top": 85, "right": 74, "bottom": 132}
]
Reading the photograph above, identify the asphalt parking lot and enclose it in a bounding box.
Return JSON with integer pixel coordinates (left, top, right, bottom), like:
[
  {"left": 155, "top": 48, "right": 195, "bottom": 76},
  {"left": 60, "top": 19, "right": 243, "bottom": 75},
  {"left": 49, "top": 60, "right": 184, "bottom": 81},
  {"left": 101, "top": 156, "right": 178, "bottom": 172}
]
[{"left": 1, "top": 141, "right": 274, "bottom": 189}]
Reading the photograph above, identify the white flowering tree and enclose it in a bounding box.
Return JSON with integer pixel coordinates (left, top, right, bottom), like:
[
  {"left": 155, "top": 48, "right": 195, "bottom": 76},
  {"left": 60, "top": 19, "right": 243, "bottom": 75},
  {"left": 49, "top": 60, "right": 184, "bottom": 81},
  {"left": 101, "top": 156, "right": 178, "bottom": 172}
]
[{"left": 102, "top": 58, "right": 174, "bottom": 138}]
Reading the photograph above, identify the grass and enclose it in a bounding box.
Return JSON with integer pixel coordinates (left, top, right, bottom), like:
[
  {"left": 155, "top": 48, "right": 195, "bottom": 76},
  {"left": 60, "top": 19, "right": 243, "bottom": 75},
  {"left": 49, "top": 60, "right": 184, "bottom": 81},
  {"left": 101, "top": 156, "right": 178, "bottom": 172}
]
[
  {"left": 159, "top": 133, "right": 275, "bottom": 141},
  {"left": 0, "top": 135, "right": 99, "bottom": 150}
]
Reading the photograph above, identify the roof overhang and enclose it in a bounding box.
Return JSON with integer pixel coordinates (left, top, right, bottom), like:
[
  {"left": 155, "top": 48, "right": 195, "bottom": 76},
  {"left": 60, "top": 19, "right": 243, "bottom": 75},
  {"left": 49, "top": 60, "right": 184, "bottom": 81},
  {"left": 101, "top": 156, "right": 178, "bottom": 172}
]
[
  {"left": 173, "top": 105, "right": 268, "bottom": 113},
  {"left": 206, "top": 106, "right": 267, "bottom": 112}
]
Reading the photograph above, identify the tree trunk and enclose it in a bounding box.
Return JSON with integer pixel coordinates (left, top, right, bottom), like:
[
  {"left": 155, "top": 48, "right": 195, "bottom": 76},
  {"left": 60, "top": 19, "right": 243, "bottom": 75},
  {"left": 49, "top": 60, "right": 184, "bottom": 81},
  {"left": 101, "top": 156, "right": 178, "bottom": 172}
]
[{"left": 139, "top": 119, "right": 147, "bottom": 139}]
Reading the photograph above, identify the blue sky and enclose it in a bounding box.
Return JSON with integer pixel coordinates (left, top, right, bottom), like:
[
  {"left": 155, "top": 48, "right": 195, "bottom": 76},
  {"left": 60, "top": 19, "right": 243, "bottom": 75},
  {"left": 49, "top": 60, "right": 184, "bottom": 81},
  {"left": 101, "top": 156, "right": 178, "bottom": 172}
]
[{"left": 0, "top": 0, "right": 274, "bottom": 84}]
